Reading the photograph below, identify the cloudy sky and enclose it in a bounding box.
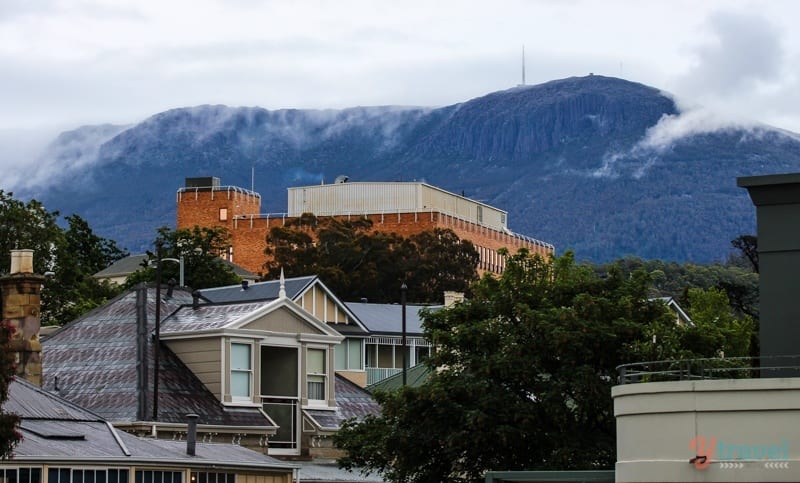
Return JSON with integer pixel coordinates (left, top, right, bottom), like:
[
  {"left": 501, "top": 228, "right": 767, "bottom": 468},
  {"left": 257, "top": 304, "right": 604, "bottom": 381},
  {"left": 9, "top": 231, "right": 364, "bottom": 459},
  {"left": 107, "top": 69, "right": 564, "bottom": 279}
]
[{"left": 1, "top": 0, "right": 800, "bottom": 174}]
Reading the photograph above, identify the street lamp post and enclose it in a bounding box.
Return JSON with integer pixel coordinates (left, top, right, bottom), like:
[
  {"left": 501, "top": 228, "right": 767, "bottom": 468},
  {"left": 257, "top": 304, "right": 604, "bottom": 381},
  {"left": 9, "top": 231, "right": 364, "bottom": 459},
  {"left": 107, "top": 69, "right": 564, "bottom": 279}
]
[
  {"left": 401, "top": 282, "right": 408, "bottom": 386},
  {"left": 153, "top": 239, "right": 163, "bottom": 421}
]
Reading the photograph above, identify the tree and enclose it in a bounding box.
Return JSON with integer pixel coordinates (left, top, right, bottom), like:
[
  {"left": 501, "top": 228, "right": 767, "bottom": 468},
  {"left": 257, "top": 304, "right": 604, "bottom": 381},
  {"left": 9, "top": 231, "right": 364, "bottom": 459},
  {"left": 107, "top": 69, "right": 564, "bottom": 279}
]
[
  {"left": 0, "top": 190, "right": 61, "bottom": 274},
  {"left": 678, "top": 287, "right": 754, "bottom": 359},
  {"left": 124, "top": 226, "right": 240, "bottom": 290},
  {"left": 265, "top": 215, "right": 478, "bottom": 303},
  {"left": 0, "top": 320, "right": 21, "bottom": 458},
  {"left": 336, "top": 250, "right": 674, "bottom": 482},
  {"left": 731, "top": 235, "right": 758, "bottom": 273},
  {"left": 41, "top": 215, "right": 127, "bottom": 326}
]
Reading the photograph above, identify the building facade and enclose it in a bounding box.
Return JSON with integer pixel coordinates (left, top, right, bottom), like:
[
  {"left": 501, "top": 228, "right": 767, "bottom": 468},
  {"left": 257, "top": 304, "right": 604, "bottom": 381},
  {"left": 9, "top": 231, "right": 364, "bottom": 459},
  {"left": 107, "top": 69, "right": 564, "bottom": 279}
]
[{"left": 176, "top": 177, "right": 554, "bottom": 277}]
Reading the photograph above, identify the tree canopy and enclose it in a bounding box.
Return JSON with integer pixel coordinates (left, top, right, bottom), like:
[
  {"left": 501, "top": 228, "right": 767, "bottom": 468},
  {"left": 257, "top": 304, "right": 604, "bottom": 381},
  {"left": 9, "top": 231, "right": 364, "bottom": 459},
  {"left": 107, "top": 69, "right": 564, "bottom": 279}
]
[
  {"left": 336, "top": 250, "right": 677, "bottom": 481},
  {"left": 124, "top": 226, "right": 240, "bottom": 290},
  {"left": 0, "top": 320, "right": 21, "bottom": 459},
  {"left": 264, "top": 215, "right": 479, "bottom": 303},
  {"left": 0, "top": 191, "right": 128, "bottom": 326}
]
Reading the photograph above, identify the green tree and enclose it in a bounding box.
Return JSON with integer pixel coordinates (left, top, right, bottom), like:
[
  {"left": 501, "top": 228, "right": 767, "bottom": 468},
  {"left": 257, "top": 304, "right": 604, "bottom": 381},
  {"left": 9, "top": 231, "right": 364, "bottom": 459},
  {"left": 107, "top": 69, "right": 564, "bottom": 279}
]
[
  {"left": 0, "top": 190, "right": 60, "bottom": 274},
  {"left": 41, "top": 215, "right": 127, "bottom": 326},
  {"left": 125, "top": 226, "right": 240, "bottom": 290},
  {"left": 679, "top": 287, "right": 754, "bottom": 358},
  {"left": 0, "top": 320, "right": 21, "bottom": 458},
  {"left": 336, "top": 250, "right": 674, "bottom": 482},
  {"left": 265, "top": 215, "right": 478, "bottom": 303}
]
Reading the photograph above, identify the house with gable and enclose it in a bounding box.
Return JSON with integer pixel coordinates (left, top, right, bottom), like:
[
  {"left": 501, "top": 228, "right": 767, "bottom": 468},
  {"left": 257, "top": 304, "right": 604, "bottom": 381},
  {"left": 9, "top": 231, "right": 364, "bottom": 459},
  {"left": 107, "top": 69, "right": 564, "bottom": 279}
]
[
  {"left": 198, "top": 275, "right": 370, "bottom": 387},
  {"left": 42, "top": 274, "right": 381, "bottom": 460}
]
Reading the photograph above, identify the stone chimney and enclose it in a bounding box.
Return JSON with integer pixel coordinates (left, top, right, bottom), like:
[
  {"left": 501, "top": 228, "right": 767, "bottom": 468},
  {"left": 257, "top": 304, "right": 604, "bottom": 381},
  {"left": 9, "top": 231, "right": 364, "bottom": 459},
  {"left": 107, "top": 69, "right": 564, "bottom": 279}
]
[
  {"left": 0, "top": 249, "right": 44, "bottom": 386},
  {"left": 443, "top": 291, "right": 465, "bottom": 307}
]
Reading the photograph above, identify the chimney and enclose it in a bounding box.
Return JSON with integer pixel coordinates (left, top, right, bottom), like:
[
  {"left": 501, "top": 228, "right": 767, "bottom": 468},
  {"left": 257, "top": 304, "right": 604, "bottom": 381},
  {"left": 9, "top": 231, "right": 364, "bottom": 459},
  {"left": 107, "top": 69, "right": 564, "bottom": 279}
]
[
  {"left": 241, "top": 280, "right": 249, "bottom": 291},
  {"left": 443, "top": 291, "right": 465, "bottom": 307},
  {"left": 186, "top": 413, "right": 199, "bottom": 456},
  {"left": 0, "top": 249, "right": 44, "bottom": 386},
  {"left": 192, "top": 291, "right": 201, "bottom": 309}
]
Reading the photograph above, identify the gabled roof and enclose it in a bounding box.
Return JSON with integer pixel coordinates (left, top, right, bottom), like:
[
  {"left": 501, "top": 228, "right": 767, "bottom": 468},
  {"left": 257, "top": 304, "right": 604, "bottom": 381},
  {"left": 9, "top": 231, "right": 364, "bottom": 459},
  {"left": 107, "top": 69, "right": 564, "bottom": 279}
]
[
  {"left": 303, "top": 375, "right": 381, "bottom": 433},
  {"left": 199, "top": 275, "right": 369, "bottom": 334},
  {"left": 345, "top": 302, "right": 442, "bottom": 336},
  {"left": 199, "top": 275, "right": 317, "bottom": 303},
  {"left": 93, "top": 254, "right": 258, "bottom": 281},
  {"left": 42, "top": 286, "right": 271, "bottom": 427},
  {"left": 161, "top": 297, "right": 344, "bottom": 340},
  {"left": 7, "top": 378, "right": 294, "bottom": 470}
]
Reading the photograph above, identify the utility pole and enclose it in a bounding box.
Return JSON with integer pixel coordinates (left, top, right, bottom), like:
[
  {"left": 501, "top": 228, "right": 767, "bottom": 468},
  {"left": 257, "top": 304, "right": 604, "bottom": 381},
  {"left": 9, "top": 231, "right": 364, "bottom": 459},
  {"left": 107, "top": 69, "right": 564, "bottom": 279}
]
[
  {"left": 401, "top": 282, "right": 408, "bottom": 386},
  {"left": 153, "top": 238, "right": 163, "bottom": 421}
]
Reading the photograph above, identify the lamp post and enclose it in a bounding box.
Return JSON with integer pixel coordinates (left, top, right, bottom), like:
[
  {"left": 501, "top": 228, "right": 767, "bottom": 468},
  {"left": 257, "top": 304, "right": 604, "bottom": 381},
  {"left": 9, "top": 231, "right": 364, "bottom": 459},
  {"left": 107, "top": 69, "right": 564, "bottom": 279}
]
[
  {"left": 401, "top": 282, "right": 408, "bottom": 386},
  {"left": 161, "top": 256, "right": 185, "bottom": 287},
  {"left": 153, "top": 239, "right": 163, "bottom": 421}
]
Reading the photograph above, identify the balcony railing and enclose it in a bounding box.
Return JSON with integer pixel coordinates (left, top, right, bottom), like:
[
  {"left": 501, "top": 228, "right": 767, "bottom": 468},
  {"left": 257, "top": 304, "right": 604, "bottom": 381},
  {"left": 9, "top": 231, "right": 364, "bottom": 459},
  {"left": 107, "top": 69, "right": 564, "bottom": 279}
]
[
  {"left": 366, "top": 367, "right": 402, "bottom": 385},
  {"left": 616, "top": 355, "right": 800, "bottom": 385}
]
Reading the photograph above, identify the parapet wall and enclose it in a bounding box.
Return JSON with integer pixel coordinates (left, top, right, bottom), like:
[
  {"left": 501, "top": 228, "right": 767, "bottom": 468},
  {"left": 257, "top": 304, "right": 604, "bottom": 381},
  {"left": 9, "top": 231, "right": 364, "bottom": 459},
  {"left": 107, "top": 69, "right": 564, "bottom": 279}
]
[{"left": 613, "top": 379, "right": 800, "bottom": 482}]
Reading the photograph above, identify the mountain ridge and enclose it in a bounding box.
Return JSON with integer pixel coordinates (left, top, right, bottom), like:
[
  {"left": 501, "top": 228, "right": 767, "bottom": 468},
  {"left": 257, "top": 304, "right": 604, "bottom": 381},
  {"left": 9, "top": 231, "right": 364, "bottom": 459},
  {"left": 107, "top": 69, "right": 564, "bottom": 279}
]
[{"left": 22, "top": 75, "right": 800, "bottom": 263}]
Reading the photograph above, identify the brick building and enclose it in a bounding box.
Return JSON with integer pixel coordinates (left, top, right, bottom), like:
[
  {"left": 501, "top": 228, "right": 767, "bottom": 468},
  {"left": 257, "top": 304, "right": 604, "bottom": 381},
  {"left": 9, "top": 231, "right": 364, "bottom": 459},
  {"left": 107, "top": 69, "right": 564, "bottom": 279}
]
[{"left": 177, "top": 177, "right": 554, "bottom": 277}]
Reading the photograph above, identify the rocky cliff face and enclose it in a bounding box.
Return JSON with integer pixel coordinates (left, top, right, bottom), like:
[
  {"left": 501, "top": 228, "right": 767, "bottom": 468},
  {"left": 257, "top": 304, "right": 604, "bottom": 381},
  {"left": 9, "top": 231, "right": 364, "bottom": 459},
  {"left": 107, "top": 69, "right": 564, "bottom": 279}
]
[{"left": 26, "top": 75, "right": 800, "bottom": 262}]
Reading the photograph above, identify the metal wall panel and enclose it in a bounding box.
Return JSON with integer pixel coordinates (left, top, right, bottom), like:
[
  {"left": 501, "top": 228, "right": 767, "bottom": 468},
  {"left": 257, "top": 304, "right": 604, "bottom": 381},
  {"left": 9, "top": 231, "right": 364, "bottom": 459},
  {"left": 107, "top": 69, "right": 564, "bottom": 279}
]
[{"left": 288, "top": 182, "right": 508, "bottom": 230}]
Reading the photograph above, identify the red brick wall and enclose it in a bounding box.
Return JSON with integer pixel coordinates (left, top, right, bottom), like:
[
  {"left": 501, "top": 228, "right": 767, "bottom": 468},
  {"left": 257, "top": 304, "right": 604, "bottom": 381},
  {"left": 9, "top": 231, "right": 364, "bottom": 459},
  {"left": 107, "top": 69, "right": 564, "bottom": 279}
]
[{"left": 177, "top": 190, "right": 554, "bottom": 277}]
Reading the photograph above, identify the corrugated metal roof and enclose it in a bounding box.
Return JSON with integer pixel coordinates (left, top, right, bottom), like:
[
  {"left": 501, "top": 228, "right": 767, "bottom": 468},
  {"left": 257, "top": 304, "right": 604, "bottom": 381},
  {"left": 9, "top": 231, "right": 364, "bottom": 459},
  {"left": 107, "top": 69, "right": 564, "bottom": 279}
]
[
  {"left": 42, "top": 287, "right": 270, "bottom": 427},
  {"left": 366, "top": 363, "right": 432, "bottom": 393},
  {"left": 199, "top": 276, "right": 316, "bottom": 303},
  {"left": 8, "top": 380, "right": 294, "bottom": 470},
  {"left": 160, "top": 301, "right": 270, "bottom": 333},
  {"left": 303, "top": 375, "right": 381, "bottom": 432},
  {"left": 344, "top": 302, "right": 442, "bottom": 335}
]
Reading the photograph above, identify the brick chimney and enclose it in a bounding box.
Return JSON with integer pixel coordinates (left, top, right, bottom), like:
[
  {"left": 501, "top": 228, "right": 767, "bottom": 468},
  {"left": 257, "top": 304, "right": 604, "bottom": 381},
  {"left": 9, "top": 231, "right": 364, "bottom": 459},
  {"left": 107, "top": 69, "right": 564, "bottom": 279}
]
[{"left": 0, "top": 249, "right": 44, "bottom": 385}]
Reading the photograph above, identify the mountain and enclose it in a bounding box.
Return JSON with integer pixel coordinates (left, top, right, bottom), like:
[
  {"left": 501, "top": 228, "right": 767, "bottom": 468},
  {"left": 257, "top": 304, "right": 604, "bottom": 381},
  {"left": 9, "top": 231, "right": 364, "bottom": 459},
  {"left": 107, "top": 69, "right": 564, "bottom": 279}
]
[{"left": 23, "top": 75, "right": 800, "bottom": 263}]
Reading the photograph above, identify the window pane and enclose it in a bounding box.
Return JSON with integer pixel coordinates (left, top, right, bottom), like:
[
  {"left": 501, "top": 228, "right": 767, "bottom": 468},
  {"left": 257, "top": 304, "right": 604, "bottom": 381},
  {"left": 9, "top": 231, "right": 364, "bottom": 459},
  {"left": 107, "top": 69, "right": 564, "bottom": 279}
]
[
  {"left": 308, "top": 375, "right": 325, "bottom": 400},
  {"left": 30, "top": 470, "right": 40, "bottom": 483},
  {"left": 334, "top": 343, "right": 347, "bottom": 370},
  {"left": 95, "top": 471, "right": 105, "bottom": 483},
  {"left": 61, "top": 469, "right": 70, "bottom": 483},
  {"left": 19, "top": 469, "right": 29, "bottom": 483},
  {"left": 307, "top": 349, "right": 325, "bottom": 374},
  {"left": 348, "top": 339, "right": 362, "bottom": 369},
  {"left": 108, "top": 470, "right": 118, "bottom": 483},
  {"left": 73, "top": 470, "right": 82, "bottom": 483},
  {"left": 85, "top": 472, "right": 94, "bottom": 483},
  {"left": 231, "top": 344, "right": 251, "bottom": 371},
  {"left": 231, "top": 371, "right": 250, "bottom": 397}
]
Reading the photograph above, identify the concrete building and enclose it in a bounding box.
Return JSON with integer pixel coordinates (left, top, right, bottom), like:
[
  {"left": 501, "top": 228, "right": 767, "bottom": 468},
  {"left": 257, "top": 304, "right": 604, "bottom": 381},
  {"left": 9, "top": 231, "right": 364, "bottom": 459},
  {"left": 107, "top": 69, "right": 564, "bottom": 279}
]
[
  {"left": 611, "top": 172, "right": 800, "bottom": 482},
  {"left": 176, "top": 177, "right": 554, "bottom": 277}
]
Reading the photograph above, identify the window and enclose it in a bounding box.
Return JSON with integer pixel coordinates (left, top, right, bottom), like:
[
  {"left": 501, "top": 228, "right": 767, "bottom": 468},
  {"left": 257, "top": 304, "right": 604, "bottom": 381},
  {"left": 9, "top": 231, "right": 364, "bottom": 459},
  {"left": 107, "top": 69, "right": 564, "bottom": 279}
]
[
  {"left": 477, "top": 205, "right": 483, "bottom": 223},
  {"left": 306, "top": 348, "right": 326, "bottom": 402},
  {"left": 219, "top": 208, "right": 228, "bottom": 221},
  {"left": 190, "top": 473, "right": 235, "bottom": 483},
  {"left": 135, "top": 471, "right": 182, "bottom": 483},
  {"left": 230, "top": 342, "right": 252, "bottom": 400},
  {"left": 334, "top": 339, "right": 363, "bottom": 371},
  {"left": 1, "top": 468, "right": 41, "bottom": 483},
  {"left": 48, "top": 469, "right": 128, "bottom": 483}
]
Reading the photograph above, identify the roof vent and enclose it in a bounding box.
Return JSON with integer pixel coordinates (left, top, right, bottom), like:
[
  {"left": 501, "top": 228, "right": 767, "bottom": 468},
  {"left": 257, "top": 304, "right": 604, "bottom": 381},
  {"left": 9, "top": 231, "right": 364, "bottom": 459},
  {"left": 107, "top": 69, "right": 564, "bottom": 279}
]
[
  {"left": 241, "top": 280, "right": 249, "bottom": 291},
  {"left": 334, "top": 175, "right": 349, "bottom": 184}
]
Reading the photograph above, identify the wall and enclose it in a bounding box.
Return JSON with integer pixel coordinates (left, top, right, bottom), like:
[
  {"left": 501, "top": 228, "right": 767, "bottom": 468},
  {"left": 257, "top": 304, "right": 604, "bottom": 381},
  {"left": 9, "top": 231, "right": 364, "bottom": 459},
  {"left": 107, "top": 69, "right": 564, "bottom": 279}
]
[{"left": 613, "top": 379, "right": 800, "bottom": 482}]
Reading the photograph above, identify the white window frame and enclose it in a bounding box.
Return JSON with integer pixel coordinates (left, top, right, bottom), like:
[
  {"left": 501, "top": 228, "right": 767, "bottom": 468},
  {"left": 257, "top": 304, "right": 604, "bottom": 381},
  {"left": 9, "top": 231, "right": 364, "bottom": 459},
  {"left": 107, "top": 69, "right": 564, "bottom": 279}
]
[
  {"left": 230, "top": 341, "right": 253, "bottom": 403},
  {"left": 306, "top": 346, "right": 328, "bottom": 406}
]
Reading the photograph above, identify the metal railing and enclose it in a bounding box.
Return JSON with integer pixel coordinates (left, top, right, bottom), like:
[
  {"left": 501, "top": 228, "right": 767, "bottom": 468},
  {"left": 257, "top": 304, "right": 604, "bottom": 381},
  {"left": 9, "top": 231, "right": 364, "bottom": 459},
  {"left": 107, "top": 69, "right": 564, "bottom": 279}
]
[
  {"left": 366, "top": 367, "right": 402, "bottom": 385},
  {"left": 617, "top": 355, "right": 800, "bottom": 384}
]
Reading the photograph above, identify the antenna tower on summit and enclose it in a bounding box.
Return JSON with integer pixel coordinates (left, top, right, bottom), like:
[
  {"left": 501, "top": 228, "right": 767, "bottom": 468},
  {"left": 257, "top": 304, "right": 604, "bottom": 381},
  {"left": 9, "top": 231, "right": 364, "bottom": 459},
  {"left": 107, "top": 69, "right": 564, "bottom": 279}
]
[{"left": 520, "top": 45, "right": 526, "bottom": 86}]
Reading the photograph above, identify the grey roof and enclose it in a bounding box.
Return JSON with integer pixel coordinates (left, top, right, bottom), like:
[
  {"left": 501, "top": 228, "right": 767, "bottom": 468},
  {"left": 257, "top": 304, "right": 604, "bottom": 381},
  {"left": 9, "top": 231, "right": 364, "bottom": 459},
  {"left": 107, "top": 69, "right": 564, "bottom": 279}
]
[
  {"left": 199, "top": 275, "right": 317, "bottom": 303},
  {"left": 161, "top": 301, "right": 271, "bottom": 334},
  {"left": 7, "top": 379, "right": 293, "bottom": 470},
  {"left": 42, "top": 286, "right": 270, "bottom": 428},
  {"left": 94, "top": 254, "right": 258, "bottom": 281},
  {"left": 344, "top": 302, "right": 442, "bottom": 336},
  {"left": 304, "top": 375, "right": 381, "bottom": 432},
  {"left": 296, "top": 460, "right": 383, "bottom": 482}
]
